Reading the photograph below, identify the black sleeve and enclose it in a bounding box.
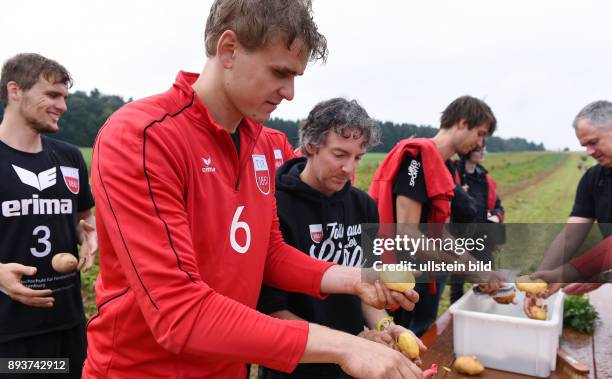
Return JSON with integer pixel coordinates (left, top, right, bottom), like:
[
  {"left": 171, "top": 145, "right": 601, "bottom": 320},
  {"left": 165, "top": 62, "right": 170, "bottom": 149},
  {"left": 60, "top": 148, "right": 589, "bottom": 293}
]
[
  {"left": 257, "top": 199, "right": 292, "bottom": 315},
  {"left": 493, "top": 195, "right": 504, "bottom": 218},
  {"left": 570, "top": 170, "right": 595, "bottom": 218},
  {"left": 77, "top": 149, "right": 95, "bottom": 212},
  {"left": 393, "top": 154, "right": 428, "bottom": 204},
  {"left": 364, "top": 193, "right": 380, "bottom": 224},
  {"left": 451, "top": 184, "right": 478, "bottom": 223}
]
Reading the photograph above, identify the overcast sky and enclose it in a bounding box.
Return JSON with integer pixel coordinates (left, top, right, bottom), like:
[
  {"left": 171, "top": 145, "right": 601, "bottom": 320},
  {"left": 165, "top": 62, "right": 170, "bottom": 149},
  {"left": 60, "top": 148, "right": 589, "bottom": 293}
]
[{"left": 2, "top": 0, "right": 612, "bottom": 150}]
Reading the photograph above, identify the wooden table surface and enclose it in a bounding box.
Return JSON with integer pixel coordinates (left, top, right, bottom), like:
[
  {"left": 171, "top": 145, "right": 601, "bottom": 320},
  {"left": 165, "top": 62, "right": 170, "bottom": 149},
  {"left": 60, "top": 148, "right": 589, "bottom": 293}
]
[{"left": 420, "top": 284, "right": 611, "bottom": 379}]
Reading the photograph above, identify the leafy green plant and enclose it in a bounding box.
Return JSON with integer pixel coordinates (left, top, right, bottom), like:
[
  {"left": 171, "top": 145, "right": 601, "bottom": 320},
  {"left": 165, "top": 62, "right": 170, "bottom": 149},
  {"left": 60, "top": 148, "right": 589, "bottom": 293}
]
[{"left": 563, "top": 295, "right": 599, "bottom": 334}]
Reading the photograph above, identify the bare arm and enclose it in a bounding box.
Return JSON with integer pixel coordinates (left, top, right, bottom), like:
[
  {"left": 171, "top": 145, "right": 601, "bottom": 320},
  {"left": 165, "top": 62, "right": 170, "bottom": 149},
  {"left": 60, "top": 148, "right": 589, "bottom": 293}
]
[
  {"left": 537, "top": 217, "right": 594, "bottom": 271},
  {"left": 301, "top": 323, "right": 423, "bottom": 379},
  {"left": 395, "top": 195, "right": 500, "bottom": 287},
  {"left": 76, "top": 208, "right": 97, "bottom": 272},
  {"left": 319, "top": 265, "right": 418, "bottom": 312}
]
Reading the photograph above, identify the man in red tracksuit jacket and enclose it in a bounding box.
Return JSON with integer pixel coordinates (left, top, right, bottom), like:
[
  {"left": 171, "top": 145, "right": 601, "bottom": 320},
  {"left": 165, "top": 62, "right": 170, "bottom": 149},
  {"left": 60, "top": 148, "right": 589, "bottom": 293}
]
[{"left": 83, "top": 1, "right": 421, "bottom": 379}]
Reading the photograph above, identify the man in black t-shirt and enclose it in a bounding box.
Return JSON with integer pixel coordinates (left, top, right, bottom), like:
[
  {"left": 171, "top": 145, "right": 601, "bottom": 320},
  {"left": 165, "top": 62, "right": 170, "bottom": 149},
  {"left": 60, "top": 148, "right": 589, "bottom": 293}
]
[
  {"left": 388, "top": 96, "right": 498, "bottom": 337},
  {"left": 532, "top": 100, "right": 612, "bottom": 299},
  {"left": 0, "top": 53, "right": 96, "bottom": 378}
]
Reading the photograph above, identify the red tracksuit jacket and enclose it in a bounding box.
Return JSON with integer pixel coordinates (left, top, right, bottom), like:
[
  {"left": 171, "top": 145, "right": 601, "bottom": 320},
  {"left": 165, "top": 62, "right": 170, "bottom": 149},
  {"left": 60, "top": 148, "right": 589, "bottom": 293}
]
[
  {"left": 84, "top": 72, "right": 334, "bottom": 378},
  {"left": 262, "top": 127, "right": 295, "bottom": 170}
]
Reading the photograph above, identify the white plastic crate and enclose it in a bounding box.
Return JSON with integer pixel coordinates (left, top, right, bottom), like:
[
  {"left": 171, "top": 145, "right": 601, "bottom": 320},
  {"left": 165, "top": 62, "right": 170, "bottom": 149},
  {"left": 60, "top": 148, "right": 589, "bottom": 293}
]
[{"left": 449, "top": 289, "right": 564, "bottom": 377}]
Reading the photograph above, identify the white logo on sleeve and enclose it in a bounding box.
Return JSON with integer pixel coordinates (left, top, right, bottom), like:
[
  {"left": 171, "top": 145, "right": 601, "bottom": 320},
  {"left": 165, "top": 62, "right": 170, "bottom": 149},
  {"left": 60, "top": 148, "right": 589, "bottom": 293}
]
[
  {"left": 252, "top": 154, "right": 270, "bottom": 195},
  {"left": 60, "top": 166, "right": 80, "bottom": 194},
  {"left": 273, "top": 149, "right": 284, "bottom": 168},
  {"left": 12, "top": 165, "right": 56, "bottom": 191},
  {"left": 408, "top": 160, "right": 421, "bottom": 187}
]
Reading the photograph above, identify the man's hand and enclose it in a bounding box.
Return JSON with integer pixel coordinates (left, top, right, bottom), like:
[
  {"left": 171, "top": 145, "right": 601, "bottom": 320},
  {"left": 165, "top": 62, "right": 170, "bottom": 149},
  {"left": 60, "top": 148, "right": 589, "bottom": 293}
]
[
  {"left": 487, "top": 214, "right": 500, "bottom": 223},
  {"left": 388, "top": 324, "right": 427, "bottom": 365},
  {"left": 355, "top": 280, "right": 419, "bottom": 311},
  {"left": 77, "top": 219, "right": 98, "bottom": 272},
  {"left": 338, "top": 337, "right": 423, "bottom": 379},
  {"left": 0, "top": 263, "right": 54, "bottom": 308},
  {"left": 563, "top": 282, "right": 603, "bottom": 295},
  {"left": 469, "top": 270, "right": 506, "bottom": 295},
  {"left": 529, "top": 266, "right": 578, "bottom": 299},
  {"left": 358, "top": 329, "right": 395, "bottom": 349}
]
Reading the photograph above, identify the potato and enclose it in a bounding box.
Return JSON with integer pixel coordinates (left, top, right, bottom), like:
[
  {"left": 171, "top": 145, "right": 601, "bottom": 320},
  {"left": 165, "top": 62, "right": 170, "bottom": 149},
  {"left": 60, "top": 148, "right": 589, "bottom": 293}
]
[
  {"left": 381, "top": 270, "right": 416, "bottom": 292},
  {"left": 492, "top": 288, "right": 516, "bottom": 304},
  {"left": 515, "top": 275, "right": 547, "bottom": 294},
  {"left": 52, "top": 253, "right": 78, "bottom": 273},
  {"left": 528, "top": 305, "right": 548, "bottom": 320},
  {"left": 397, "top": 332, "right": 420, "bottom": 359},
  {"left": 454, "top": 355, "right": 485, "bottom": 375}
]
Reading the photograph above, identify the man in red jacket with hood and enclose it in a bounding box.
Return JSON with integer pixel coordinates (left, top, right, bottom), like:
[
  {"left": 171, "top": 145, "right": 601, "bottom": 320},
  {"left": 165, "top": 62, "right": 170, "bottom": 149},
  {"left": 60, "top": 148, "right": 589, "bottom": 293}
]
[
  {"left": 369, "top": 95, "right": 499, "bottom": 336},
  {"left": 84, "top": 1, "right": 421, "bottom": 379}
]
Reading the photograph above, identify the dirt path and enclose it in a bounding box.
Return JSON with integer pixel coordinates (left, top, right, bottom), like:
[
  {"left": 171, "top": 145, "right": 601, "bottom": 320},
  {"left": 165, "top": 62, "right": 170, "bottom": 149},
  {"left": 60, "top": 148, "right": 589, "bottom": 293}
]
[{"left": 498, "top": 154, "right": 571, "bottom": 199}]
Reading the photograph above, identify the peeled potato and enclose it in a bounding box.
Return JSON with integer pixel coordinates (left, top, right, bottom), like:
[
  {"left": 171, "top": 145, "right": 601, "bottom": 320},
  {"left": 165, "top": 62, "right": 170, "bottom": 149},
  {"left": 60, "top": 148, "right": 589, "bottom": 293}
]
[
  {"left": 397, "top": 332, "right": 420, "bottom": 359},
  {"left": 528, "top": 305, "right": 548, "bottom": 320},
  {"left": 380, "top": 270, "right": 415, "bottom": 292},
  {"left": 52, "top": 253, "right": 78, "bottom": 273},
  {"left": 454, "top": 355, "right": 485, "bottom": 375},
  {"left": 515, "top": 275, "right": 547, "bottom": 294}
]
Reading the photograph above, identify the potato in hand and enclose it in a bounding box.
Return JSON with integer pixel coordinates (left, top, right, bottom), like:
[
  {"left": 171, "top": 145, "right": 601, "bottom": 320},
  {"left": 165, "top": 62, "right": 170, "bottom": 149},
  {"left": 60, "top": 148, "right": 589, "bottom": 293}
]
[{"left": 380, "top": 270, "right": 416, "bottom": 292}]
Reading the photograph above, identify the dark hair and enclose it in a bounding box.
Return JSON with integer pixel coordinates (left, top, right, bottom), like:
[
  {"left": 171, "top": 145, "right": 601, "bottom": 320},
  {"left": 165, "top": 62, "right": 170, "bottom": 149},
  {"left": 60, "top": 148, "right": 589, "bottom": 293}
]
[
  {"left": 1, "top": 53, "right": 72, "bottom": 108},
  {"left": 205, "top": 0, "right": 328, "bottom": 62},
  {"left": 573, "top": 100, "right": 612, "bottom": 130},
  {"left": 440, "top": 95, "right": 496, "bottom": 136},
  {"left": 299, "top": 97, "right": 380, "bottom": 155}
]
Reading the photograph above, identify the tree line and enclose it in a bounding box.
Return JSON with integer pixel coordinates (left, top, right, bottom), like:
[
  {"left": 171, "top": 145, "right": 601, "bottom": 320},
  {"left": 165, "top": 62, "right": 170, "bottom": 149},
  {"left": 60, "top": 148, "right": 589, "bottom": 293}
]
[{"left": 0, "top": 89, "right": 545, "bottom": 152}]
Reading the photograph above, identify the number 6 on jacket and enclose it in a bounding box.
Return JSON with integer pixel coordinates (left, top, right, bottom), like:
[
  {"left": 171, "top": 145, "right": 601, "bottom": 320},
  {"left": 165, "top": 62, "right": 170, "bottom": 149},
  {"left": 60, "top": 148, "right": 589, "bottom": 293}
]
[{"left": 230, "top": 206, "right": 251, "bottom": 254}]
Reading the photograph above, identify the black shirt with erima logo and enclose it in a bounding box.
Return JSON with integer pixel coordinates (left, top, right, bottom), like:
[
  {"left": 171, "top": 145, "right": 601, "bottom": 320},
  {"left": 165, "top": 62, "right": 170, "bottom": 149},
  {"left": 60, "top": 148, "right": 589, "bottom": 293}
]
[{"left": 0, "top": 136, "right": 94, "bottom": 342}]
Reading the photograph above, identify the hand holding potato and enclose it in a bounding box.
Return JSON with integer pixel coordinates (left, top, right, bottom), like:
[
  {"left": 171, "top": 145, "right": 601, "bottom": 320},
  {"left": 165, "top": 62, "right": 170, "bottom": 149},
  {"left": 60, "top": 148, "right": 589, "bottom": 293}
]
[
  {"left": 354, "top": 280, "right": 419, "bottom": 312},
  {"left": 357, "top": 329, "right": 395, "bottom": 349}
]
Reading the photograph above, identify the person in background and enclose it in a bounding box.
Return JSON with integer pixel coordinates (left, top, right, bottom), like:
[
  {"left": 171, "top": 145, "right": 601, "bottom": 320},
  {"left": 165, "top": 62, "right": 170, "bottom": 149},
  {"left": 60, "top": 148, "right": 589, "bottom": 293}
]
[
  {"left": 369, "top": 95, "right": 501, "bottom": 337},
  {"left": 449, "top": 145, "right": 504, "bottom": 303},
  {"left": 0, "top": 53, "right": 97, "bottom": 378},
  {"left": 529, "top": 100, "right": 612, "bottom": 303}
]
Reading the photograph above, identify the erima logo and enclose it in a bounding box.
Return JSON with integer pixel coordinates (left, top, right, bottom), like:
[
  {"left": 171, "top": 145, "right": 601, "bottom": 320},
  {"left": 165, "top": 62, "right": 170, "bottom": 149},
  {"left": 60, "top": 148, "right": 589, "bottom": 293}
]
[
  {"left": 201, "top": 156, "right": 216, "bottom": 173},
  {"left": 12, "top": 165, "right": 56, "bottom": 191},
  {"left": 2, "top": 194, "right": 72, "bottom": 217}
]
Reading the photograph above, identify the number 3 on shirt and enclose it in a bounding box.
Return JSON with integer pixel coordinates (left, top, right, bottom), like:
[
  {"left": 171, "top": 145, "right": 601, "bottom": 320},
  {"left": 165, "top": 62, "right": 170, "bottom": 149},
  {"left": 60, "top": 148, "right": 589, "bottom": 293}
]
[
  {"left": 230, "top": 206, "right": 251, "bottom": 254},
  {"left": 31, "top": 225, "right": 52, "bottom": 257}
]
